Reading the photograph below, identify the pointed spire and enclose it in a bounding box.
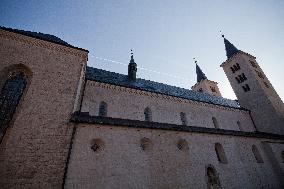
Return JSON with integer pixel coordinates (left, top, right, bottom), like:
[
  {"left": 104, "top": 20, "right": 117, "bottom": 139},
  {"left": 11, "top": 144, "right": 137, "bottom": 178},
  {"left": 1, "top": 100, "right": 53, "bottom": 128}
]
[
  {"left": 128, "top": 49, "right": 137, "bottom": 80},
  {"left": 130, "top": 49, "right": 135, "bottom": 63},
  {"left": 194, "top": 58, "right": 207, "bottom": 82},
  {"left": 222, "top": 34, "right": 239, "bottom": 59}
]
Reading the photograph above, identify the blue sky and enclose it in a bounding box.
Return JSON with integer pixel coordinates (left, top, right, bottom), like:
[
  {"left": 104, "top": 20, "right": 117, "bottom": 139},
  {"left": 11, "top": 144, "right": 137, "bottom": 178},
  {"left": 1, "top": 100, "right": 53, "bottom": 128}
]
[{"left": 1, "top": 0, "right": 283, "bottom": 100}]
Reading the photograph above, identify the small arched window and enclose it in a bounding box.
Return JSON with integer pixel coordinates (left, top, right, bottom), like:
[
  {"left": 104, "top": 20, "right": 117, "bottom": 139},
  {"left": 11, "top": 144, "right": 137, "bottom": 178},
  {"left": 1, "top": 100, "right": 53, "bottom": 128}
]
[
  {"left": 206, "top": 165, "right": 222, "bottom": 189},
  {"left": 0, "top": 72, "right": 27, "bottom": 140},
  {"left": 98, "top": 101, "right": 107, "bottom": 117},
  {"left": 180, "top": 112, "right": 187, "bottom": 125},
  {"left": 212, "top": 117, "right": 219, "bottom": 129},
  {"left": 140, "top": 137, "right": 152, "bottom": 151},
  {"left": 215, "top": 143, "right": 228, "bottom": 164},
  {"left": 252, "top": 145, "right": 264, "bottom": 163},
  {"left": 144, "top": 107, "right": 152, "bottom": 122}
]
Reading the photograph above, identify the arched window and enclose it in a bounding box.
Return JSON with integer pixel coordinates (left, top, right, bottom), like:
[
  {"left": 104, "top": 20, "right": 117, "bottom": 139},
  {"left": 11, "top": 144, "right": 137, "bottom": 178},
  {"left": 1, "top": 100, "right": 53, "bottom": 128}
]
[
  {"left": 212, "top": 117, "right": 219, "bottom": 129},
  {"left": 0, "top": 71, "right": 27, "bottom": 140},
  {"left": 252, "top": 145, "right": 264, "bottom": 163},
  {"left": 180, "top": 112, "right": 187, "bottom": 125},
  {"left": 98, "top": 101, "right": 107, "bottom": 117},
  {"left": 206, "top": 165, "right": 222, "bottom": 189},
  {"left": 144, "top": 107, "right": 152, "bottom": 122},
  {"left": 140, "top": 137, "right": 152, "bottom": 151},
  {"left": 215, "top": 143, "right": 228, "bottom": 164},
  {"left": 237, "top": 121, "right": 243, "bottom": 131}
]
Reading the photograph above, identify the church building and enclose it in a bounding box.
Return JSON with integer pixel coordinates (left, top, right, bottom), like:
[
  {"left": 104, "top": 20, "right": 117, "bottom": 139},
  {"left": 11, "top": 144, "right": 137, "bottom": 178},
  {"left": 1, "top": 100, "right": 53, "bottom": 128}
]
[{"left": 0, "top": 26, "right": 284, "bottom": 189}]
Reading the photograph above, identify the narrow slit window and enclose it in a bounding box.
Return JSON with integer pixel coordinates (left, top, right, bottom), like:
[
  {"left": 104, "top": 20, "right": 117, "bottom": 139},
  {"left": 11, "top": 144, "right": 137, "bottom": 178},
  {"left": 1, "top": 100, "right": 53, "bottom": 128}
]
[
  {"left": 144, "top": 107, "right": 152, "bottom": 122},
  {"left": 212, "top": 117, "right": 219, "bottom": 129},
  {"left": 252, "top": 145, "right": 264, "bottom": 163},
  {"left": 215, "top": 143, "right": 228, "bottom": 164},
  {"left": 180, "top": 112, "right": 187, "bottom": 125},
  {"left": 206, "top": 166, "right": 222, "bottom": 189}
]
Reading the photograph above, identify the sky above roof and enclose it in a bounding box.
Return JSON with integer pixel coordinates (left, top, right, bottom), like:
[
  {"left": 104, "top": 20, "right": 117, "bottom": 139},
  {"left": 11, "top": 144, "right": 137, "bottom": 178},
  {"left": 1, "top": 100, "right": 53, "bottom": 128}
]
[{"left": 1, "top": 0, "right": 283, "bottom": 100}]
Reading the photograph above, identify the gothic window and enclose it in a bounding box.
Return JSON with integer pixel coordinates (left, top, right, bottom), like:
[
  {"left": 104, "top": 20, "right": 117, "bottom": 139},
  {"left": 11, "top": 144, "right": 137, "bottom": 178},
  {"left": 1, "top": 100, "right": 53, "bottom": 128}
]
[
  {"left": 206, "top": 166, "right": 222, "bottom": 189},
  {"left": 212, "top": 117, "right": 219, "bottom": 129},
  {"left": 144, "top": 107, "right": 152, "bottom": 122},
  {"left": 177, "top": 139, "right": 189, "bottom": 151},
  {"left": 180, "top": 112, "right": 187, "bottom": 125},
  {"left": 140, "top": 137, "right": 152, "bottom": 151},
  {"left": 215, "top": 143, "right": 228, "bottom": 163},
  {"left": 252, "top": 145, "right": 264, "bottom": 163},
  {"left": 98, "top": 101, "right": 107, "bottom": 117},
  {"left": 250, "top": 60, "right": 257, "bottom": 68},
  {"left": 91, "top": 138, "right": 105, "bottom": 152},
  {"left": 0, "top": 72, "right": 27, "bottom": 139}
]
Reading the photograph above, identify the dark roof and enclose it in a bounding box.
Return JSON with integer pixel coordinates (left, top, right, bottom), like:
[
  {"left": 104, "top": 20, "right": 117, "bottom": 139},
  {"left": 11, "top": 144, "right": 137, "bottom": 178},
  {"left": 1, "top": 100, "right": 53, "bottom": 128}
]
[
  {"left": 86, "top": 66, "right": 242, "bottom": 109},
  {"left": 224, "top": 37, "right": 239, "bottom": 59},
  {"left": 0, "top": 26, "right": 88, "bottom": 52},
  {"left": 196, "top": 63, "right": 207, "bottom": 82}
]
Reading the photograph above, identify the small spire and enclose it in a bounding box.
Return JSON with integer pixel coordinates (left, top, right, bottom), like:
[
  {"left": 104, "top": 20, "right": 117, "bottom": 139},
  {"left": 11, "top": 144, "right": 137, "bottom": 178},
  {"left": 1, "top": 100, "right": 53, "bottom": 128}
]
[
  {"left": 222, "top": 35, "right": 239, "bottom": 59},
  {"left": 194, "top": 58, "right": 207, "bottom": 82},
  {"left": 130, "top": 49, "right": 135, "bottom": 63}
]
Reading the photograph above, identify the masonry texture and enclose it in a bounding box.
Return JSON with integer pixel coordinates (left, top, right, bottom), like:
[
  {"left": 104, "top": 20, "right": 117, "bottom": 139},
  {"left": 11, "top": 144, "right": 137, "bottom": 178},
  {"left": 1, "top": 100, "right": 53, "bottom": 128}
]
[{"left": 0, "top": 27, "right": 284, "bottom": 189}]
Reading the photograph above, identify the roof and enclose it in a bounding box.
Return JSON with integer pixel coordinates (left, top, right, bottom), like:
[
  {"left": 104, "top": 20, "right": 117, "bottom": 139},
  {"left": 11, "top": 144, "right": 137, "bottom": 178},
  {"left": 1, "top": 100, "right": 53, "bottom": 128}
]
[
  {"left": 86, "top": 66, "right": 243, "bottom": 109},
  {"left": 0, "top": 26, "right": 88, "bottom": 52},
  {"left": 196, "top": 63, "right": 207, "bottom": 82},
  {"left": 223, "top": 37, "right": 239, "bottom": 59}
]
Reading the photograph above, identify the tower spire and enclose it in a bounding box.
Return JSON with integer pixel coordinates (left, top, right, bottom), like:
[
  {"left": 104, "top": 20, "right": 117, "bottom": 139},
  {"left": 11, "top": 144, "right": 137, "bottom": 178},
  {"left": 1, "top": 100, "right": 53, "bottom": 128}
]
[
  {"left": 194, "top": 58, "right": 207, "bottom": 82},
  {"left": 222, "top": 35, "right": 239, "bottom": 59},
  {"left": 128, "top": 49, "right": 137, "bottom": 80}
]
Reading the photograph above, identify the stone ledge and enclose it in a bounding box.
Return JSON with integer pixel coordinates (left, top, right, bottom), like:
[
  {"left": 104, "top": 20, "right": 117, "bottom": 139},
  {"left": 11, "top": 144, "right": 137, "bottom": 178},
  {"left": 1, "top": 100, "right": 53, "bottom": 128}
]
[{"left": 70, "top": 112, "right": 284, "bottom": 140}]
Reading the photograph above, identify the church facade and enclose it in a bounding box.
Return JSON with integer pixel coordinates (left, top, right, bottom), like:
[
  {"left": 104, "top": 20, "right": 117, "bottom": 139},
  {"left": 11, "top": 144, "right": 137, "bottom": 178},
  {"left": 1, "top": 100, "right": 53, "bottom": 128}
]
[{"left": 0, "top": 26, "right": 284, "bottom": 189}]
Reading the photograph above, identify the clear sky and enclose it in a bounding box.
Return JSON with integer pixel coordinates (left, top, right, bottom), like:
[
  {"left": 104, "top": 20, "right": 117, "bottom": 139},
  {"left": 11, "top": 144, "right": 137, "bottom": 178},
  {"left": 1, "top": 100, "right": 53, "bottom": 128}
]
[{"left": 1, "top": 0, "right": 283, "bottom": 100}]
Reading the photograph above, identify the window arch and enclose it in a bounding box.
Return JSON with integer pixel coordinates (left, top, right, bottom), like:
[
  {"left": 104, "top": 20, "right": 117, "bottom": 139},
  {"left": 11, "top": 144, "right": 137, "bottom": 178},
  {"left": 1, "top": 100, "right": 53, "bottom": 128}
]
[
  {"left": 98, "top": 101, "right": 107, "bottom": 117},
  {"left": 206, "top": 165, "right": 222, "bottom": 189},
  {"left": 0, "top": 67, "right": 30, "bottom": 141},
  {"left": 180, "top": 112, "right": 187, "bottom": 125},
  {"left": 212, "top": 117, "right": 219, "bottom": 129},
  {"left": 144, "top": 107, "right": 152, "bottom": 122},
  {"left": 252, "top": 145, "right": 264, "bottom": 163},
  {"left": 215, "top": 143, "right": 228, "bottom": 163}
]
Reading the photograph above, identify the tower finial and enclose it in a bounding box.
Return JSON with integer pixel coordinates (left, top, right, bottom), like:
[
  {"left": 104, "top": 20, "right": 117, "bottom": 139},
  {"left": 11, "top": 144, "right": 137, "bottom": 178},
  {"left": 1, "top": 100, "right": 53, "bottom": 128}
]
[
  {"left": 130, "top": 49, "right": 135, "bottom": 63},
  {"left": 193, "top": 58, "right": 197, "bottom": 64},
  {"left": 220, "top": 30, "right": 224, "bottom": 38}
]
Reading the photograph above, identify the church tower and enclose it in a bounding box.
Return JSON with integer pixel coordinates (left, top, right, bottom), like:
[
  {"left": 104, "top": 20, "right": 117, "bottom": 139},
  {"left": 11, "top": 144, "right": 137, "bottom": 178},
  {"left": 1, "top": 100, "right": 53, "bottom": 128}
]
[
  {"left": 220, "top": 35, "right": 284, "bottom": 134},
  {"left": 191, "top": 60, "right": 222, "bottom": 97}
]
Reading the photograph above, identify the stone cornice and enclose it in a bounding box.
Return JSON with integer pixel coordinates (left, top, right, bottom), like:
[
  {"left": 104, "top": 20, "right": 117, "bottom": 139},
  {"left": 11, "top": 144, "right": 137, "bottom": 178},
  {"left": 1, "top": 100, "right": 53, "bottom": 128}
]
[
  {"left": 70, "top": 112, "right": 284, "bottom": 141},
  {"left": 0, "top": 29, "right": 88, "bottom": 61},
  {"left": 86, "top": 80, "right": 249, "bottom": 114},
  {"left": 220, "top": 50, "right": 256, "bottom": 67}
]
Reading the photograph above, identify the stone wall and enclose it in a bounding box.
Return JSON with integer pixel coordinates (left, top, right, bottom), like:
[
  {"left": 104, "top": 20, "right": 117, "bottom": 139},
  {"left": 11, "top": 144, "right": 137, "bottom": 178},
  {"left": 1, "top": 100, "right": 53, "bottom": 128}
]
[
  {"left": 81, "top": 81, "right": 255, "bottom": 132},
  {"left": 65, "top": 123, "right": 284, "bottom": 189},
  {"left": 0, "top": 29, "right": 87, "bottom": 188}
]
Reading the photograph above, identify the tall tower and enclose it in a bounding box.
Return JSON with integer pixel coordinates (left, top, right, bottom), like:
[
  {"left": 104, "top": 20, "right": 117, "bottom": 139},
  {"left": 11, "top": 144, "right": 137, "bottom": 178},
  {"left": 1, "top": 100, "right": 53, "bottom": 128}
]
[
  {"left": 191, "top": 60, "right": 222, "bottom": 97},
  {"left": 220, "top": 36, "right": 284, "bottom": 134}
]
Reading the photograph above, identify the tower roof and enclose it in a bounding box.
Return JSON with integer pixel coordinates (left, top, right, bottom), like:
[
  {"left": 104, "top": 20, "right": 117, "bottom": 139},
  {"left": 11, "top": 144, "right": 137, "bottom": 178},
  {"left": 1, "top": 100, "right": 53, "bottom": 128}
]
[
  {"left": 196, "top": 62, "right": 207, "bottom": 82},
  {"left": 223, "top": 35, "right": 239, "bottom": 59}
]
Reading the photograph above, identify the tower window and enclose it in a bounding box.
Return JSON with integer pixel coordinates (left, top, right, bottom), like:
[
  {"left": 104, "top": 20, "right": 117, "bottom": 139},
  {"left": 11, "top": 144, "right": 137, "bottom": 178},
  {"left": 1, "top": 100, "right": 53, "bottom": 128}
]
[
  {"left": 198, "top": 88, "right": 203, "bottom": 92},
  {"left": 255, "top": 70, "right": 264, "bottom": 79},
  {"left": 252, "top": 145, "right": 264, "bottom": 163},
  {"left": 206, "top": 165, "right": 222, "bottom": 189},
  {"left": 264, "top": 82, "right": 270, "bottom": 88},
  {"left": 242, "top": 84, "right": 250, "bottom": 92},
  {"left": 210, "top": 86, "right": 216, "bottom": 92},
  {"left": 230, "top": 63, "right": 241, "bottom": 73},
  {"left": 144, "top": 107, "right": 152, "bottom": 122},
  {"left": 215, "top": 143, "right": 228, "bottom": 163},
  {"left": 212, "top": 117, "right": 219, "bottom": 129},
  {"left": 0, "top": 72, "right": 27, "bottom": 139},
  {"left": 250, "top": 60, "right": 257, "bottom": 68},
  {"left": 98, "top": 101, "right": 107, "bottom": 117},
  {"left": 235, "top": 77, "right": 241, "bottom": 83},
  {"left": 236, "top": 73, "right": 247, "bottom": 83},
  {"left": 180, "top": 112, "right": 187, "bottom": 125}
]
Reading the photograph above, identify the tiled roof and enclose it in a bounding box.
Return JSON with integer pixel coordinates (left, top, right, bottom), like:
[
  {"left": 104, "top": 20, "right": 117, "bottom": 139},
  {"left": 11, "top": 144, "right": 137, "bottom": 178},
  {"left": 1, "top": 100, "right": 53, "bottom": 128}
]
[
  {"left": 86, "top": 66, "right": 242, "bottom": 109},
  {"left": 0, "top": 26, "right": 88, "bottom": 52}
]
